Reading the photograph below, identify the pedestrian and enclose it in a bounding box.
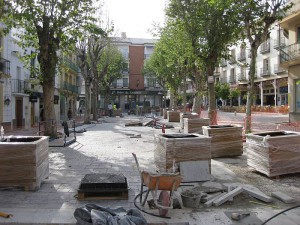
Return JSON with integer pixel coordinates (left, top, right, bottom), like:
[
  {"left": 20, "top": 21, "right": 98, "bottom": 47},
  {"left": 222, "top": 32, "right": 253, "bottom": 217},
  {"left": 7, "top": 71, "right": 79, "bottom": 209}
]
[
  {"left": 79, "top": 107, "right": 82, "bottom": 117},
  {"left": 67, "top": 108, "right": 72, "bottom": 120},
  {"left": 108, "top": 103, "right": 113, "bottom": 117}
]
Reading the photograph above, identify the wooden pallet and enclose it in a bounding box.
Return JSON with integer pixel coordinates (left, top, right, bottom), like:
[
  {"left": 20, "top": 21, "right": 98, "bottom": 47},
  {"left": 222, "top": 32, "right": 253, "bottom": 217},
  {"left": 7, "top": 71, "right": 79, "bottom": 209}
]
[{"left": 77, "top": 189, "right": 128, "bottom": 200}]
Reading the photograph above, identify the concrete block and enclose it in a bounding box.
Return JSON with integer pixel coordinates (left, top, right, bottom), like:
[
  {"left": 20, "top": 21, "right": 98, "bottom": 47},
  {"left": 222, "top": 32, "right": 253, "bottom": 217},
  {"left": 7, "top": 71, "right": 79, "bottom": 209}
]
[
  {"left": 271, "top": 191, "right": 295, "bottom": 204},
  {"left": 204, "top": 192, "right": 226, "bottom": 207},
  {"left": 213, "top": 186, "right": 244, "bottom": 206},
  {"left": 243, "top": 186, "right": 272, "bottom": 203},
  {"left": 180, "top": 161, "right": 211, "bottom": 182}
]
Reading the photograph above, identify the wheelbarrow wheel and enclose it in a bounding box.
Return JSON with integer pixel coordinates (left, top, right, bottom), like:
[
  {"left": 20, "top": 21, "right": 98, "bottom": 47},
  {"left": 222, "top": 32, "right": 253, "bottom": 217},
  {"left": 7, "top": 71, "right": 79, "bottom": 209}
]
[{"left": 158, "top": 191, "right": 170, "bottom": 217}]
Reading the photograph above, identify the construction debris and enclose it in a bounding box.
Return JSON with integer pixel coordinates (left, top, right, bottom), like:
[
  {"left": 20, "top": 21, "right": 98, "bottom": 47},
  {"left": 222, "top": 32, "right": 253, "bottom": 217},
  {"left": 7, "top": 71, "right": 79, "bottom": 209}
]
[{"left": 271, "top": 191, "right": 295, "bottom": 204}]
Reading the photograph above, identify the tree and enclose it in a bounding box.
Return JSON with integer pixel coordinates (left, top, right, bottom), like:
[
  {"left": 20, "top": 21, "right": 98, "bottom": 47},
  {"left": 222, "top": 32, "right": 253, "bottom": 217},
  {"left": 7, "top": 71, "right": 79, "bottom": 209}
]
[
  {"left": 98, "top": 44, "right": 126, "bottom": 112},
  {"left": 240, "top": 0, "right": 292, "bottom": 132},
  {"left": 167, "top": 0, "right": 242, "bottom": 124},
  {"left": 215, "top": 82, "right": 230, "bottom": 103},
  {"left": 6, "top": 0, "right": 97, "bottom": 137},
  {"left": 143, "top": 20, "right": 195, "bottom": 110}
]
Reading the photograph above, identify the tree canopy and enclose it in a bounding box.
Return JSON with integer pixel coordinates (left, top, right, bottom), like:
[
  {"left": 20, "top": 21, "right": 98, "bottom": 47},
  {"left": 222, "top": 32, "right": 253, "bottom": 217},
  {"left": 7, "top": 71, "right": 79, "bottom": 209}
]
[{"left": 4, "top": 0, "right": 100, "bottom": 136}]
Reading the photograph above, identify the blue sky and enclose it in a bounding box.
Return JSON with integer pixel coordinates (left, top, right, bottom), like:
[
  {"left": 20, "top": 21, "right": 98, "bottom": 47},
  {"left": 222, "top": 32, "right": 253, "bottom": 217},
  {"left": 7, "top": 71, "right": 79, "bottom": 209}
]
[{"left": 103, "top": 0, "right": 166, "bottom": 39}]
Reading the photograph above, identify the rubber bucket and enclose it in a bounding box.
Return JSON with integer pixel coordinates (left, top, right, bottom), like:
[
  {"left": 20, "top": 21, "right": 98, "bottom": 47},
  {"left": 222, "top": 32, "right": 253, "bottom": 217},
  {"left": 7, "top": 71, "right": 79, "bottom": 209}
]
[{"left": 180, "top": 190, "right": 202, "bottom": 208}]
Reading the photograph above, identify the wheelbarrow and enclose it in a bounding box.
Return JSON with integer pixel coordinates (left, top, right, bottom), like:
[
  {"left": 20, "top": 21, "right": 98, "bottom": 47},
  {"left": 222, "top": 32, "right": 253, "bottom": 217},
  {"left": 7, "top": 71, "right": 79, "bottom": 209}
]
[{"left": 132, "top": 153, "right": 183, "bottom": 217}]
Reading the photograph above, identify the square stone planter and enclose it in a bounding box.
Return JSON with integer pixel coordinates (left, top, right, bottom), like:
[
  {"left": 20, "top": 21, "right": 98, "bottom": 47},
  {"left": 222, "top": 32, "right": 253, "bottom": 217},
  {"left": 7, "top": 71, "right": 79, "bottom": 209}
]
[
  {"left": 246, "top": 131, "right": 300, "bottom": 177},
  {"left": 0, "top": 136, "right": 49, "bottom": 190},
  {"left": 167, "top": 111, "right": 180, "bottom": 122},
  {"left": 202, "top": 125, "right": 243, "bottom": 158},
  {"left": 154, "top": 133, "right": 211, "bottom": 172},
  {"left": 180, "top": 113, "right": 199, "bottom": 129},
  {"left": 183, "top": 118, "right": 210, "bottom": 134}
]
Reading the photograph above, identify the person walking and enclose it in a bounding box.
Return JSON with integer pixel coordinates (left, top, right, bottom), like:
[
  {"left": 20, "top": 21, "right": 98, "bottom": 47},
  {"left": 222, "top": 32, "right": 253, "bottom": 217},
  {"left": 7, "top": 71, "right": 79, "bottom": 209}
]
[
  {"left": 67, "top": 108, "right": 72, "bottom": 120},
  {"left": 108, "top": 103, "right": 113, "bottom": 117}
]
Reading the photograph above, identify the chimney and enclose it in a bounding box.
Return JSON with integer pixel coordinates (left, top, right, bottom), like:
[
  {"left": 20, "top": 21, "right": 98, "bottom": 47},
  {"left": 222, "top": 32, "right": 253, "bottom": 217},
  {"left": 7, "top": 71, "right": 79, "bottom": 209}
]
[{"left": 121, "top": 32, "right": 127, "bottom": 39}]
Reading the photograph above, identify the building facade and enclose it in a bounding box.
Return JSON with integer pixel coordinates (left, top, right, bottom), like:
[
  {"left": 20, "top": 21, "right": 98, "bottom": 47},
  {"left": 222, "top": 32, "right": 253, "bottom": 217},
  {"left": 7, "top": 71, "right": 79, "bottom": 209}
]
[
  {"left": 280, "top": 0, "right": 300, "bottom": 121},
  {"left": 107, "top": 34, "right": 164, "bottom": 113},
  {"left": 0, "top": 25, "right": 81, "bottom": 130},
  {"left": 217, "top": 23, "right": 289, "bottom": 108}
]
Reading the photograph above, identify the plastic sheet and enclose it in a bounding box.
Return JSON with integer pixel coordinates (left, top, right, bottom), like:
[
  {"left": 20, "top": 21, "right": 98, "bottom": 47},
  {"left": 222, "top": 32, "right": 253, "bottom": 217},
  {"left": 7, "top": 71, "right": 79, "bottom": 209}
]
[
  {"left": 202, "top": 125, "right": 243, "bottom": 158},
  {"left": 183, "top": 118, "right": 210, "bottom": 134},
  {"left": 74, "top": 204, "right": 147, "bottom": 225},
  {"left": 0, "top": 136, "right": 49, "bottom": 190},
  {"left": 154, "top": 133, "right": 211, "bottom": 172},
  {"left": 246, "top": 131, "right": 300, "bottom": 177}
]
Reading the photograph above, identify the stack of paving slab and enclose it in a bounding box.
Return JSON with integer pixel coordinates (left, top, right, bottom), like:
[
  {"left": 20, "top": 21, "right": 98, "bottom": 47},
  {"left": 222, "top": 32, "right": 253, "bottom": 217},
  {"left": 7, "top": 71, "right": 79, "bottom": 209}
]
[
  {"left": 202, "top": 125, "right": 243, "bottom": 158},
  {"left": 179, "top": 112, "right": 199, "bottom": 129},
  {"left": 183, "top": 117, "right": 210, "bottom": 134},
  {"left": 0, "top": 136, "right": 49, "bottom": 191},
  {"left": 167, "top": 111, "right": 181, "bottom": 122},
  {"left": 246, "top": 131, "right": 300, "bottom": 177},
  {"left": 154, "top": 133, "right": 211, "bottom": 173}
]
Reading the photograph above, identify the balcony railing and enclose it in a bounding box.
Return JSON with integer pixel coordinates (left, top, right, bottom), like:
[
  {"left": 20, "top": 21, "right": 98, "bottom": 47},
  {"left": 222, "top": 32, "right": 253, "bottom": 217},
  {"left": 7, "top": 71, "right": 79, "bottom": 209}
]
[
  {"left": 62, "top": 81, "right": 79, "bottom": 93},
  {"left": 220, "top": 59, "right": 227, "bottom": 67},
  {"left": 0, "top": 57, "right": 10, "bottom": 76},
  {"left": 260, "top": 41, "right": 270, "bottom": 54},
  {"left": 11, "top": 79, "right": 30, "bottom": 93},
  {"left": 111, "top": 81, "right": 129, "bottom": 88},
  {"left": 63, "top": 58, "right": 79, "bottom": 73},
  {"left": 274, "top": 64, "right": 286, "bottom": 74},
  {"left": 280, "top": 43, "right": 300, "bottom": 64},
  {"left": 274, "top": 37, "right": 287, "bottom": 49},
  {"left": 237, "top": 52, "right": 246, "bottom": 61},
  {"left": 260, "top": 67, "right": 271, "bottom": 77},
  {"left": 237, "top": 72, "right": 246, "bottom": 81},
  {"left": 228, "top": 56, "right": 236, "bottom": 65}
]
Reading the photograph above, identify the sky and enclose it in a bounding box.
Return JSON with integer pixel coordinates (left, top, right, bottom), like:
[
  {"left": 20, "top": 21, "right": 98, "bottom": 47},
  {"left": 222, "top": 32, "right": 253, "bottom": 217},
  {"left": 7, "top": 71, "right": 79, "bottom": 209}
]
[{"left": 102, "top": 0, "right": 167, "bottom": 39}]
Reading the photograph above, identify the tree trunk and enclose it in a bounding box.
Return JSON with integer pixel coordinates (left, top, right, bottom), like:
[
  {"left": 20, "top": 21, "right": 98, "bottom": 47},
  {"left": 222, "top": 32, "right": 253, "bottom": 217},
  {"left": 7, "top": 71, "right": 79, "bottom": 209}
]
[
  {"left": 84, "top": 82, "right": 91, "bottom": 124},
  {"left": 182, "top": 77, "right": 187, "bottom": 113},
  {"left": 207, "top": 65, "right": 217, "bottom": 125},
  {"left": 92, "top": 80, "right": 98, "bottom": 120},
  {"left": 245, "top": 47, "right": 258, "bottom": 133},
  {"left": 42, "top": 81, "right": 56, "bottom": 137},
  {"left": 193, "top": 94, "right": 202, "bottom": 114}
]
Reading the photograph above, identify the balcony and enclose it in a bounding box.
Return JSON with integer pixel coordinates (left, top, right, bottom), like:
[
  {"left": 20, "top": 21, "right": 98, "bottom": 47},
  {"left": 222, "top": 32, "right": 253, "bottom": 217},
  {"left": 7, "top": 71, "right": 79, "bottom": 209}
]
[
  {"left": 228, "top": 56, "right": 236, "bottom": 65},
  {"left": 220, "top": 59, "right": 227, "bottom": 67},
  {"left": 260, "top": 41, "right": 270, "bottom": 54},
  {"left": 62, "top": 81, "right": 79, "bottom": 93},
  {"left": 274, "top": 37, "right": 287, "bottom": 50},
  {"left": 111, "top": 80, "right": 129, "bottom": 88},
  {"left": 237, "top": 52, "right": 246, "bottom": 61},
  {"left": 63, "top": 58, "right": 79, "bottom": 73},
  {"left": 237, "top": 72, "right": 247, "bottom": 81},
  {"left": 260, "top": 67, "right": 271, "bottom": 77},
  {"left": 214, "top": 68, "right": 220, "bottom": 76},
  {"left": 11, "top": 79, "right": 30, "bottom": 94},
  {"left": 273, "top": 64, "right": 286, "bottom": 74},
  {"left": 280, "top": 43, "right": 300, "bottom": 68},
  {"left": 0, "top": 57, "right": 10, "bottom": 76}
]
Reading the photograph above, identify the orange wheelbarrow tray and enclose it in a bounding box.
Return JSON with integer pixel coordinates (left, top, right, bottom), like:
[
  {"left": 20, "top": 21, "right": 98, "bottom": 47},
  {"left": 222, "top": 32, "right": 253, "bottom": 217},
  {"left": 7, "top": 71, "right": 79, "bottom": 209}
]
[{"left": 132, "top": 153, "right": 183, "bottom": 212}]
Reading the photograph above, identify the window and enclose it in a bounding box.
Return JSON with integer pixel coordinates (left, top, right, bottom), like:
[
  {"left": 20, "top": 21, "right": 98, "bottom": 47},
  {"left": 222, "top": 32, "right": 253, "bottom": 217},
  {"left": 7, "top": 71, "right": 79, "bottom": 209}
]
[
  {"left": 297, "top": 27, "right": 300, "bottom": 43},
  {"left": 263, "top": 58, "right": 269, "bottom": 72}
]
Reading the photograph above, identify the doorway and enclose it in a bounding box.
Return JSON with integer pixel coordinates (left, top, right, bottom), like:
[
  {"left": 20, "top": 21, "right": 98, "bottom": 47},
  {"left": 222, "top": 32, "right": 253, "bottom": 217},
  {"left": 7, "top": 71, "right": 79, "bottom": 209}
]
[{"left": 15, "top": 97, "right": 23, "bottom": 127}]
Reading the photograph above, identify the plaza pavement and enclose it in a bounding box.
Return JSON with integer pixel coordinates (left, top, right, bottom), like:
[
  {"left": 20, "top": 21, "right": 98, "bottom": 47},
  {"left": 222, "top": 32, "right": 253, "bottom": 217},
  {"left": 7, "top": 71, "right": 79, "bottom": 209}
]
[{"left": 0, "top": 112, "right": 300, "bottom": 225}]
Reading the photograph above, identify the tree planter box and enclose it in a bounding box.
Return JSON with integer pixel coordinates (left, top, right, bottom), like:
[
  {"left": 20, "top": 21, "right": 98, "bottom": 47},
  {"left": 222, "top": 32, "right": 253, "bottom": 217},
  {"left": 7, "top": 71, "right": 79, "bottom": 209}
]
[
  {"left": 180, "top": 113, "right": 199, "bottom": 129},
  {"left": 154, "top": 133, "right": 211, "bottom": 172},
  {"left": 202, "top": 125, "right": 243, "bottom": 158},
  {"left": 167, "top": 111, "right": 180, "bottom": 122},
  {"left": 0, "top": 136, "right": 49, "bottom": 190},
  {"left": 183, "top": 118, "right": 210, "bottom": 134},
  {"left": 246, "top": 131, "right": 300, "bottom": 177},
  {"left": 114, "top": 109, "right": 122, "bottom": 117}
]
